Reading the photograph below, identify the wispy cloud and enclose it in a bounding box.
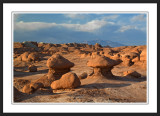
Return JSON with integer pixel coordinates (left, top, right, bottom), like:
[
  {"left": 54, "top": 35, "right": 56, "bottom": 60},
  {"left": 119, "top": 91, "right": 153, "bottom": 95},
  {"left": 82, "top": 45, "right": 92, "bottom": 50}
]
[
  {"left": 130, "top": 14, "right": 146, "bottom": 22},
  {"left": 117, "top": 25, "right": 137, "bottom": 32},
  {"left": 117, "top": 24, "right": 146, "bottom": 33},
  {"left": 14, "top": 19, "right": 114, "bottom": 32},
  {"left": 14, "top": 21, "right": 57, "bottom": 31},
  {"left": 61, "top": 20, "right": 108, "bottom": 32}
]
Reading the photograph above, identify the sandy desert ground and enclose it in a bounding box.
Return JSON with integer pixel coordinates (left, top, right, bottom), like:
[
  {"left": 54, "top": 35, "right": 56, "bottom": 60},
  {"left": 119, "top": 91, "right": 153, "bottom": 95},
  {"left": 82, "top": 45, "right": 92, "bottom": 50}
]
[{"left": 13, "top": 42, "right": 147, "bottom": 103}]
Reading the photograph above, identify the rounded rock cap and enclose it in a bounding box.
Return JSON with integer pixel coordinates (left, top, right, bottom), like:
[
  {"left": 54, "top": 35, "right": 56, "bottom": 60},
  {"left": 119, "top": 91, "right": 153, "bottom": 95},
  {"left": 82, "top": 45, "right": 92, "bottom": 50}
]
[
  {"left": 87, "top": 55, "right": 119, "bottom": 68},
  {"left": 47, "top": 54, "right": 74, "bottom": 69}
]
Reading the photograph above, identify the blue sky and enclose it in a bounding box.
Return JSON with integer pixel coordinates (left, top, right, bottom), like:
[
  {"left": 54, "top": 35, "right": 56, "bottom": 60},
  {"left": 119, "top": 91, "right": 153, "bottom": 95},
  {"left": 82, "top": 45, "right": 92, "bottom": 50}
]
[{"left": 14, "top": 13, "right": 147, "bottom": 46}]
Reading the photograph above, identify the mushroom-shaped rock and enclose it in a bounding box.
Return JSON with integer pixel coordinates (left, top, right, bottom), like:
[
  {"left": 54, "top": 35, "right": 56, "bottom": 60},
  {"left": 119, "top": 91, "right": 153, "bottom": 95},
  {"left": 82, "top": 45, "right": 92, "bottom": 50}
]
[
  {"left": 87, "top": 55, "right": 121, "bottom": 79},
  {"left": 46, "top": 54, "right": 74, "bottom": 80},
  {"left": 51, "top": 72, "right": 81, "bottom": 90}
]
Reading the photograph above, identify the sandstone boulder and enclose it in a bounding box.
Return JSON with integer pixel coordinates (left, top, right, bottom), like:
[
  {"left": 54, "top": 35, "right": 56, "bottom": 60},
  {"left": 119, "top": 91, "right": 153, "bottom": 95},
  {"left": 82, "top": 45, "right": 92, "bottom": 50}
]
[{"left": 51, "top": 72, "right": 81, "bottom": 89}]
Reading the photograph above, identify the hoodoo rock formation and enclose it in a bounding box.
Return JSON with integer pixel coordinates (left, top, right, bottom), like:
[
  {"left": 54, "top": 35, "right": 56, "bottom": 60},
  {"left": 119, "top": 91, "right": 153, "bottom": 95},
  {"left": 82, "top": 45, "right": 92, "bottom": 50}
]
[
  {"left": 46, "top": 54, "right": 74, "bottom": 80},
  {"left": 87, "top": 55, "right": 121, "bottom": 79}
]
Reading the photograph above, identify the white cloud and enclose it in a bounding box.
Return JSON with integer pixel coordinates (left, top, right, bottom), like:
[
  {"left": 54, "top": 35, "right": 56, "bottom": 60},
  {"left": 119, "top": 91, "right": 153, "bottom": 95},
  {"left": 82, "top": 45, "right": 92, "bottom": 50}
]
[
  {"left": 118, "top": 25, "right": 137, "bottom": 32},
  {"left": 14, "top": 19, "right": 112, "bottom": 32},
  {"left": 14, "top": 21, "right": 57, "bottom": 31},
  {"left": 72, "top": 20, "right": 107, "bottom": 32},
  {"left": 117, "top": 24, "right": 146, "bottom": 33},
  {"left": 130, "top": 14, "right": 146, "bottom": 22},
  {"left": 64, "top": 14, "right": 85, "bottom": 19}
]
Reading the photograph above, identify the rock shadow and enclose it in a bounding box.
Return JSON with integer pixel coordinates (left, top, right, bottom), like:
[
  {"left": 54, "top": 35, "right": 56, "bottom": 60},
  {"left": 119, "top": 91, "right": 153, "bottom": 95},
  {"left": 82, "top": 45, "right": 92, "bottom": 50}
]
[
  {"left": 113, "top": 76, "right": 147, "bottom": 82},
  {"left": 14, "top": 69, "right": 48, "bottom": 78},
  {"left": 80, "top": 83, "right": 131, "bottom": 89}
]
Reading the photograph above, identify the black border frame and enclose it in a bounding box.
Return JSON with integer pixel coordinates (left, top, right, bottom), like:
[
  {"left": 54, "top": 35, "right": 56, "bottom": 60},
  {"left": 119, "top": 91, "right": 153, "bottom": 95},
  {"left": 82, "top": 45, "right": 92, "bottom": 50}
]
[{"left": 1, "top": 0, "right": 159, "bottom": 115}]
